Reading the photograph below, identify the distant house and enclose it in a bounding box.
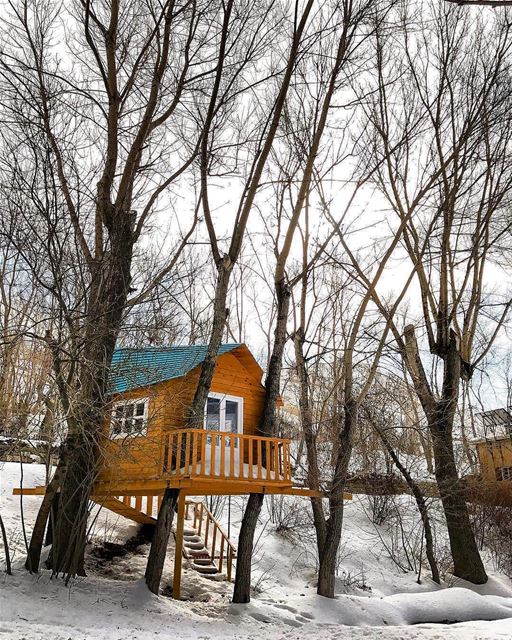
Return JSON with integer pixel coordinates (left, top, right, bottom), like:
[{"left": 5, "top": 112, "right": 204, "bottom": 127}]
[{"left": 472, "top": 408, "right": 512, "bottom": 483}]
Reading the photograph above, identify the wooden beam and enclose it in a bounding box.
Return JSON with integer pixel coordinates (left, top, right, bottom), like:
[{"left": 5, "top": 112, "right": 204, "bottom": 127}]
[
  {"left": 91, "top": 496, "right": 156, "bottom": 525},
  {"left": 13, "top": 486, "right": 46, "bottom": 496},
  {"left": 14, "top": 481, "right": 352, "bottom": 501},
  {"left": 172, "top": 490, "right": 186, "bottom": 600}
]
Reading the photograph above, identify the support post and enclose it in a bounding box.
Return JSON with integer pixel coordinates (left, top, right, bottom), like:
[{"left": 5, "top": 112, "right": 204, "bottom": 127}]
[
  {"left": 44, "top": 492, "right": 60, "bottom": 547},
  {"left": 172, "top": 490, "right": 186, "bottom": 600}
]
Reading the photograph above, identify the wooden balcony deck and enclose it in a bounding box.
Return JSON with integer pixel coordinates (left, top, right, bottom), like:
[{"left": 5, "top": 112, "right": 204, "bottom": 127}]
[{"left": 162, "top": 428, "right": 292, "bottom": 487}]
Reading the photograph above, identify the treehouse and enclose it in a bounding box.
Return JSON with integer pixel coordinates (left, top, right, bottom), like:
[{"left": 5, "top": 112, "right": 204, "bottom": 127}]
[
  {"left": 16, "top": 343, "right": 336, "bottom": 597},
  {"left": 95, "top": 343, "right": 293, "bottom": 496}
]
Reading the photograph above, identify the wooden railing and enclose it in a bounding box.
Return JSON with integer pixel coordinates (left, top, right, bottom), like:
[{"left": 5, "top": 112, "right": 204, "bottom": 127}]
[
  {"left": 163, "top": 428, "right": 291, "bottom": 484},
  {"left": 185, "top": 499, "right": 236, "bottom": 581}
]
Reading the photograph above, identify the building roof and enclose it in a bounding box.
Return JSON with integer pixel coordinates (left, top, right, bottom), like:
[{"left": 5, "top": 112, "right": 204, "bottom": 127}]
[
  {"left": 110, "top": 343, "right": 250, "bottom": 394},
  {"left": 471, "top": 408, "right": 512, "bottom": 444}
]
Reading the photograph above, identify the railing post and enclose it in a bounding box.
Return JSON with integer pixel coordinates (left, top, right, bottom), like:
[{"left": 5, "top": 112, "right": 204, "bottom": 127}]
[
  {"left": 220, "top": 433, "right": 226, "bottom": 478},
  {"left": 198, "top": 502, "right": 204, "bottom": 535},
  {"left": 211, "top": 526, "right": 217, "bottom": 565},
  {"left": 205, "top": 513, "right": 210, "bottom": 547},
  {"left": 219, "top": 537, "right": 225, "bottom": 572}
]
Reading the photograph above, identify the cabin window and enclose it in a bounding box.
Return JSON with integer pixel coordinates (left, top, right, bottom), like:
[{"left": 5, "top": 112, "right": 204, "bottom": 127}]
[
  {"left": 204, "top": 393, "right": 243, "bottom": 434},
  {"left": 496, "top": 466, "right": 512, "bottom": 481},
  {"left": 111, "top": 398, "right": 149, "bottom": 437}
]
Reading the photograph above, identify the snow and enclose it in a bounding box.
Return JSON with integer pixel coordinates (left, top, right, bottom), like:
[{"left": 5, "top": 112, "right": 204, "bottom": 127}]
[{"left": 1, "top": 462, "right": 512, "bottom": 639}]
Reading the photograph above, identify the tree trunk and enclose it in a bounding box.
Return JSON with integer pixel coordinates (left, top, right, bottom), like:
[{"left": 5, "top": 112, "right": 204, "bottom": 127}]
[
  {"left": 431, "top": 414, "right": 487, "bottom": 583},
  {"left": 0, "top": 512, "right": 12, "bottom": 576},
  {"left": 145, "top": 488, "right": 179, "bottom": 594},
  {"left": 25, "top": 459, "right": 65, "bottom": 573},
  {"left": 48, "top": 229, "right": 134, "bottom": 581},
  {"left": 317, "top": 399, "right": 356, "bottom": 598},
  {"left": 403, "top": 325, "right": 487, "bottom": 584},
  {"left": 188, "top": 259, "right": 231, "bottom": 425},
  {"left": 258, "top": 280, "right": 291, "bottom": 435},
  {"left": 317, "top": 493, "right": 344, "bottom": 598},
  {"left": 233, "top": 281, "right": 291, "bottom": 602},
  {"left": 293, "top": 329, "right": 326, "bottom": 555},
  {"left": 232, "top": 492, "right": 264, "bottom": 603}
]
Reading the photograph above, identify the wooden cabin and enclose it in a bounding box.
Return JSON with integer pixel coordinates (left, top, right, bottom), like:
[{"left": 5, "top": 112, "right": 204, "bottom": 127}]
[
  {"left": 97, "top": 343, "right": 292, "bottom": 496},
  {"left": 472, "top": 408, "right": 512, "bottom": 483},
  {"left": 474, "top": 436, "right": 512, "bottom": 483}
]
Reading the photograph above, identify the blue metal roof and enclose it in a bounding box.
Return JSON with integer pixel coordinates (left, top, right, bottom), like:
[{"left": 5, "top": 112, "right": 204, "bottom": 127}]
[{"left": 110, "top": 344, "right": 241, "bottom": 394}]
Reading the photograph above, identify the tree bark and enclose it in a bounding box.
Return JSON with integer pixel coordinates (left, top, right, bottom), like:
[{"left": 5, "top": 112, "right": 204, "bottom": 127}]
[
  {"left": 25, "top": 459, "right": 65, "bottom": 573},
  {"left": 232, "top": 281, "right": 291, "bottom": 603},
  {"left": 49, "top": 223, "right": 135, "bottom": 581},
  {"left": 0, "top": 512, "right": 12, "bottom": 576},
  {"left": 145, "top": 487, "right": 179, "bottom": 594},
  {"left": 232, "top": 492, "right": 264, "bottom": 603},
  {"left": 403, "top": 326, "right": 487, "bottom": 584},
  {"left": 293, "top": 329, "right": 326, "bottom": 554},
  {"left": 316, "top": 399, "right": 356, "bottom": 598},
  {"left": 431, "top": 414, "right": 487, "bottom": 583},
  {"left": 188, "top": 260, "right": 231, "bottom": 426}
]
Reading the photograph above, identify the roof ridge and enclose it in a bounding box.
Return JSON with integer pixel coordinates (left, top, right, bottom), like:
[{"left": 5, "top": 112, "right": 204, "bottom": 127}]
[{"left": 114, "top": 342, "right": 242, "bottom": 352}]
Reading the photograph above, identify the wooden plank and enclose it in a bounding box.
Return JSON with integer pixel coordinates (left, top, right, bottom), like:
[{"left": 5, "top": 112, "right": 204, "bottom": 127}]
[
  {"left": 91, "top": 495, "right": 156, "bottom": 525},
  {"left": 220, "top": 433, "right": 225, "bottom": 479},
  {"left": 147, "top": 495, "right": 154, "bottom": 518},
  {"left": 12, "top": 486, "right": 46, "bottom": 496},
  {"left": 200, "top": 431, "right": 207, "bottom": 477}
]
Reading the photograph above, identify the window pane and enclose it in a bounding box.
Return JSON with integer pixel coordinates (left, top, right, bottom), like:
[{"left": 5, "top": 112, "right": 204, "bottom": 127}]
[
  {"left": 225, "top": 400, "right": 239, "bottom": 434},
  {"left": 125, "top": 404, "right": 134, "bottom": 418},
  {"left": 135, "top": 402, "right": 145, "bottom": 417},
  {"left": 206, "top": 397, "right": 221, "bottom": 431}
]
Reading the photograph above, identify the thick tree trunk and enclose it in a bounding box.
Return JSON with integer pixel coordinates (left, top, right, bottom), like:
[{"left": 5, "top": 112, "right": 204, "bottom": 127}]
[
  {"left": 48, "top": 226, "right": 134, "bottom": 581},
  {"left": 233, "top": 281, "right": 291, "bottom": 603},
  {"left": 258, "top": 280, "right": 291, "bottom": 435},
  {"left": 431, "top": 414, "right": 487, "bottom": 583},
  {"left": 25, "top": 459, "right": 65, "bottom": 573},
  {"left": 188, "top": 260, "right": 231, "bottom": 425},
  {"left": 404, "top": 326, "right": 487, "bottom": 584},
  {"left": 317, "top": 493, "right": 344, "bottom": 598},
  {"left": 232, "top": 492, "right": 264, "bottom": 603},
  {"left": 145, "top": 488, "right": 179, "bottom": 594},
  {"left": 293, "top": 329, "right": 326, "bottom": 554}
]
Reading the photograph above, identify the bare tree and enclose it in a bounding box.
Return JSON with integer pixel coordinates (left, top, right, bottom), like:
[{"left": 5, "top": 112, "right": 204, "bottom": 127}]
[
  {"left": 357, "top": 2, "right": 512, "bottom": 583},
  {"left": 0, "top": 0, "right": 253, "bottom": 579}
]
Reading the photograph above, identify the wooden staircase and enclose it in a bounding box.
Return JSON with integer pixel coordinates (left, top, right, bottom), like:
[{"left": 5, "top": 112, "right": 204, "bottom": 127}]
[
  {"left": 90, "top": 494, "right": 236, "bottom": 582},
  {"left": 178, "top": 499, "right": 236, "bottom": 582}
]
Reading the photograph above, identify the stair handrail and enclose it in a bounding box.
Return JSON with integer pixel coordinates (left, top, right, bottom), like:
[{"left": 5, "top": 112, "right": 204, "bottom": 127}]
[{"left": 185, "top": 499, "right": 237, "bottom": 581}]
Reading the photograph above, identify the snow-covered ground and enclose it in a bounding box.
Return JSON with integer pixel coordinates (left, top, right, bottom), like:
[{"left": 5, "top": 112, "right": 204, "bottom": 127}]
[{"left": 1, "top": 462, "right": 512, "bottom": 639}]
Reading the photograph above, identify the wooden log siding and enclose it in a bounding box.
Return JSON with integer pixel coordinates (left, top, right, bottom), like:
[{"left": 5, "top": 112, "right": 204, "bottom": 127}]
[{"left": 163, "top": 429, "right": 291, "bottom": 485}]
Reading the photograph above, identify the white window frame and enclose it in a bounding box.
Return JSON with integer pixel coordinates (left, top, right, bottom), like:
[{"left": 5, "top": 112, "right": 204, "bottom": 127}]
[
  {"left": 497, "top": 466, "right": 512, "bottom": 481},
  {"left": 204, "top": 392, "right": 244, "bottom": 434},
  {"left": 111, "top": 397, "right": 149, "bottom": 438}
]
